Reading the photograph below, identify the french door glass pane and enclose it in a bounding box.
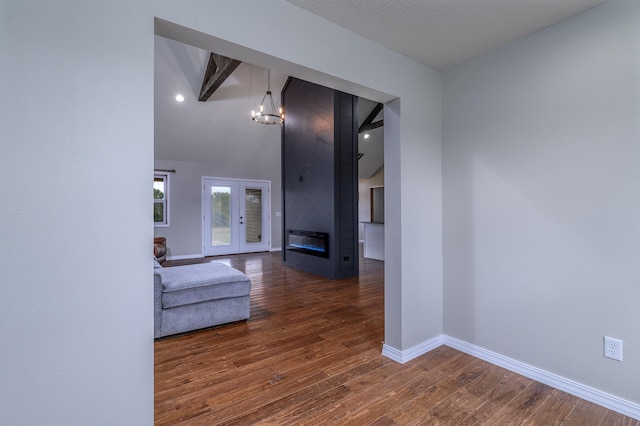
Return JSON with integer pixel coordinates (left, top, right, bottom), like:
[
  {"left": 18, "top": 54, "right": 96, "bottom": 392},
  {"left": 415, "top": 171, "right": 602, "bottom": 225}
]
[
  {"left": 244, "top": 188, "right": 262, "bottom": 244},
  {"left": 211, "top": 186, "right": 231, "bottom": 247}
]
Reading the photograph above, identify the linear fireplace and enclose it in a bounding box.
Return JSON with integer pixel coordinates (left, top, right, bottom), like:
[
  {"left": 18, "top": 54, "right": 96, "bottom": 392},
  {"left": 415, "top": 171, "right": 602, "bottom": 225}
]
[{"left": 286, "top": 229, "right": 329, "bottom": 258}]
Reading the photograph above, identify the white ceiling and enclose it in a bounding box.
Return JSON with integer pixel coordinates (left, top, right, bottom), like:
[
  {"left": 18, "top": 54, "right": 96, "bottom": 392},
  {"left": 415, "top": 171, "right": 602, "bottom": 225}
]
[
  {"left": 284, "top": 0, "right": 609, "bottom": 70},
  {"left": 154, "top": 36, "right": 288, "bottom": 165},
  {"left": 156, "top": 0, "right": 610, "bottom": 178},
  {"left": 155, "top": 35, "right": 385, "bottom": 178},
  {"left": 357, "top": 99, "right": 384, "bottom": 178}
]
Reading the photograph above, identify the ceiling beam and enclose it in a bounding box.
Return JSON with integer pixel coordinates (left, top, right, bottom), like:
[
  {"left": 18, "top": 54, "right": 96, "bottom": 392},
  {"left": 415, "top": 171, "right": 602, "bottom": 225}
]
[
  {"left": 198, "top": 53, "right": 241, "bottom": 102},
  {"left": 359, "top": 120, "right": 384, "bottom": 133},
  {"left": 358, "top": 102, "right": 383, "bottom": 133}
]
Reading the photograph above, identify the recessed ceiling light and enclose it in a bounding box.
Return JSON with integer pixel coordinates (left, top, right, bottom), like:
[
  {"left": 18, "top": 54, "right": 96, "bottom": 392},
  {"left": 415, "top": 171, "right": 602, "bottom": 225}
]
[
  {"left": 363, "top": 133, "right": 370, "bottom": 139},
  {"left": 175, "top": 94, "right": 185, "bottom": 102}
]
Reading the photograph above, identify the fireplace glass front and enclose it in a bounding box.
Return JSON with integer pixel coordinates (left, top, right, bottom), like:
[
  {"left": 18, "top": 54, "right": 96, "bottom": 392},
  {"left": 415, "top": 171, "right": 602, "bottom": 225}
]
[{"left": 286, "top": 230, "right": 329, "bottom": 258}]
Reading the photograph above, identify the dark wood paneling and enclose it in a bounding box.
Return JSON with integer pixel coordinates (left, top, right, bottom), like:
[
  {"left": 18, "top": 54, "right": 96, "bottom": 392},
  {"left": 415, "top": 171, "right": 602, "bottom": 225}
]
[
  {"left": 282, "top": 78, "right": 334, "bottom": 233},
  {"left": 281, "top": 78, "right": 358, "bottom": 279},
  {"left": 334, "top": 91, "right": 358, "bottom": 278}
]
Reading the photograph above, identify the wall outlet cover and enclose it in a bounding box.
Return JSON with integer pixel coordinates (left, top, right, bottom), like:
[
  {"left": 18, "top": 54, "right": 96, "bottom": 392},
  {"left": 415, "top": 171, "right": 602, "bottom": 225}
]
[{"left": 604, "top": 336, "right": 623, "bottom": 362}]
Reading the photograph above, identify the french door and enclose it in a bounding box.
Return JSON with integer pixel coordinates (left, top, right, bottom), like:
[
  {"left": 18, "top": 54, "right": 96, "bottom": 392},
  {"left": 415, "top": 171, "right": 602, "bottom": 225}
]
[{"left": 203, "top": 178, "right": 270, "bottom": 256}]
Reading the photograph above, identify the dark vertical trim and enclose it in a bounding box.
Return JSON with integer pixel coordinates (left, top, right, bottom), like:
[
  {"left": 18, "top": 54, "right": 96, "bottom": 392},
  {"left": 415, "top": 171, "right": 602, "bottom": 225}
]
[
  {"left": 281, "top": 78, "right": 289, "bottom": 264},
  {"left": 352, "top": 96, "right": 360, "bottom": 277}
]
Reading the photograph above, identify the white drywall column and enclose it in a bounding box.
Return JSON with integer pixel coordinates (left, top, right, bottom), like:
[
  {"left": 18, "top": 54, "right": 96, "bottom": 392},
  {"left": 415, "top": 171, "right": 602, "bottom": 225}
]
[{"left": 0, "top": 1, "right": 155, "bottom": 424}]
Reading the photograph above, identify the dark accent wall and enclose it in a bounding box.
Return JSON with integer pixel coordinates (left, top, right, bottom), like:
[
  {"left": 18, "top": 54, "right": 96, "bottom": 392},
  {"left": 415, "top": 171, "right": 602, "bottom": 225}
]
[{"left": 281, "top": 77, "right": 359, "bottom": 279}]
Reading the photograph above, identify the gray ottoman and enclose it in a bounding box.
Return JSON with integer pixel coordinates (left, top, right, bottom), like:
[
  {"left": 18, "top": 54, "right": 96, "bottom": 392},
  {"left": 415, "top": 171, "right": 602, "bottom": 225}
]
[{"left": 154, "top": 262, "right": 251, "bottom": 338}]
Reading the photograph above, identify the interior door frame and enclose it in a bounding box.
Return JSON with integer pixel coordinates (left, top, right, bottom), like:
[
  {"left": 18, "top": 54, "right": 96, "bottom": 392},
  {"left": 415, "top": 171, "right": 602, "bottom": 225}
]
[{"left": 202, "top": 176, "right": 271, "bottom": 256}]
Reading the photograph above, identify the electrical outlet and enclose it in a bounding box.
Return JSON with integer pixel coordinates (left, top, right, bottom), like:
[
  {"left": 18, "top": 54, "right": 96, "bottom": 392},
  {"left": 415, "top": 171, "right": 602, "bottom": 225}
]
[{"left": 604, "top": 336, "right": 623, "bottom": 362}]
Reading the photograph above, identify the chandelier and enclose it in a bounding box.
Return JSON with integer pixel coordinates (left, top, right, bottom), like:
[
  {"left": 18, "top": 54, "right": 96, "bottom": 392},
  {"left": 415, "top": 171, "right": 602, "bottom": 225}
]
[{"left": 251, "top": 69, "right": 284, "bottom": 125}]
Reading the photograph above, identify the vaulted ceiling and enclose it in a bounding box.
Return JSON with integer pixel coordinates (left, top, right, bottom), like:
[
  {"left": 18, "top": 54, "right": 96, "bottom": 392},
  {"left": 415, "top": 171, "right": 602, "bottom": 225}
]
[
  {"left": 154, "top": 35, "right": 385, "bottom": 178},
  {"left": 154, "top": 36, "right": 288, "bottom": 166},
  {"left": 155, "top": 0, "right": 609, "bottom": 178}
]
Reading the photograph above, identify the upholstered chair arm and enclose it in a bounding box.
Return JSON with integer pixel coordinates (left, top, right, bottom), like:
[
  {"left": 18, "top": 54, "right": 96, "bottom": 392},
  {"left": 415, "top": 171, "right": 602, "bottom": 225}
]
[{"left": 154, "top": 271, "right": 163, "bottom": 338}]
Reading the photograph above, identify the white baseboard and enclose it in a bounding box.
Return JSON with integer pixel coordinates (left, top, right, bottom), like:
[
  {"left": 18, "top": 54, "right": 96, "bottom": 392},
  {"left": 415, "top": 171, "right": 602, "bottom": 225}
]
[
  {"left": 381, "top": 335, "right": 639, "bottom": 421},
  {"left": 443, "top": 336, "right": 640, "bottom": 421},
  {"left": 169, "top": 250, "right": 281, "bottom": 259},
  {"left": 382, "top": 334, "right": 444, "bottom": 364},
  {"left": 165, "top": 254, "right": 204, "bottom": 261}
]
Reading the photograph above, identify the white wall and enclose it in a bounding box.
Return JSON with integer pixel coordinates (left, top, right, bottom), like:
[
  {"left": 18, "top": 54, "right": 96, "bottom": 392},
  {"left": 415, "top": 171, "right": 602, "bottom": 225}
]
[
  {"left": 154, "top": 159, "right": 282, "bottom": 257},
  {"left": 0, "top": 1, "right": 155, "bottom": 424},
  {"left": 358, "top": 167, "right": 385, "bottom": 241},
  {"left": 1, "top": 0, "right": 443, "bottom": 423},
  {"left": 443, "top": 0, "right": 640, "bottom": 403}
]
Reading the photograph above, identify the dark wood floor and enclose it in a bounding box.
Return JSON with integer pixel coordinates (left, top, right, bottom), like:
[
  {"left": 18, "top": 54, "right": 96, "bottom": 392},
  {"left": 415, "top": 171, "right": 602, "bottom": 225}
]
[{"left": 155, "top": 251, "right": 638, "bottom": 425}]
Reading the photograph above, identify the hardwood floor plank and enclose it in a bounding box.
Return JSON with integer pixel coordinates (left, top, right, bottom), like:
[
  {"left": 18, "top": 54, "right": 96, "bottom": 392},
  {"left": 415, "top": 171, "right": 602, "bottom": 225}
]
[
  {"left": 522, "top": 389, "right": 579, "bottom": 425},
  {"left": 154, "top": 251, "right": 639, "bottom": 425},
  {"left": 489, "top": 381, "right": 555, "bottom": 424},
  {"left": 385, "top": 376, "right": 463, "bottom": 425},
  {"left": 428, "top": 388, "right": 482, "bottom": 424},
  {"left": 208, "top": 357, "right": 389, "bottom": 425},
  {"left": 332, "top": 374, "right": 417, "bottom": 424},
  {"left": 369, "top": 416, "right": 398, "bottom": 426},
  {"left": 601, "top": 410, "right": 640, "bottom": 426},
  {"left": 563, "top": 398, "right": 608, "bottom": 425},
  {"left": 460, "top": 370, "right": 532, "bottom": 424}
]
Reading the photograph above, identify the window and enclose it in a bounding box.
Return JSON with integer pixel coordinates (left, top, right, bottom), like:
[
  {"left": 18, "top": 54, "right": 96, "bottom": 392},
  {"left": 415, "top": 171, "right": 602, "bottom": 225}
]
[{"left": 154, "top": 174, "right": 169, "bottom": 226}]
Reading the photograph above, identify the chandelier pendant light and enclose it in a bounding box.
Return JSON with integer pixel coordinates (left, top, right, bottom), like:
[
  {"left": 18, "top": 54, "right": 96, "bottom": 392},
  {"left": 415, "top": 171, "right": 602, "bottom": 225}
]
[{"left": 252, "top": 69, "right": 284, "bottom": 125}]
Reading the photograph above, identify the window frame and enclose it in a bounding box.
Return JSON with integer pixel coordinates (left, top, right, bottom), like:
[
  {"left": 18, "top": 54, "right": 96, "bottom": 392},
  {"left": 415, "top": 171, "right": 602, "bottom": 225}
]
[{"left": 154, "top": 173, "right": 170, "bottom": 227}]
